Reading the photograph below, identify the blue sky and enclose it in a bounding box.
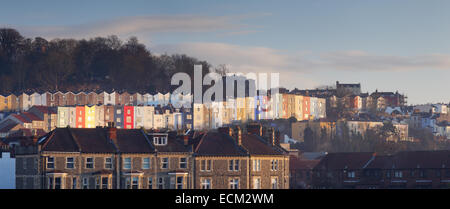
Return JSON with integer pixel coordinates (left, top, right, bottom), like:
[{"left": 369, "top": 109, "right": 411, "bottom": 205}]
[{"left": 1, "top": 0, "right": 450, "bottom": 104}]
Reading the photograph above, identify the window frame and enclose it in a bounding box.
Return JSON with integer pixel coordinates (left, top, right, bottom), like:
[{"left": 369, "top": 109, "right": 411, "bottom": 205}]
[
  {"left": 104, "top": 157, "right": 113, "bottom": 169},
  {"left": 179, "top": 157, "right": 187, "bottom": 169},
  {"left": 123, "top": 157, "right": 132, "bottom": 170},
  {"left": 85, "top": 157, "right": 94, "bottom": 169},
  {"left": 161, "top": 157, "right": 169, "bottom": 169},
  {"left": 46, "top": 156, "right": 55, "bottom": 169},
  {"left": 142, "top": 157, "right": 151, "bottom": 169},
  {"left": 66, "top": 157, "right": 75, "bottom": 169}
]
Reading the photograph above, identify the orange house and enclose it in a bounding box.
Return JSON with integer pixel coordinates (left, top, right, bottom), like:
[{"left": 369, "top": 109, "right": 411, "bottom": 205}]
[{"left": 75, "top": 106, "right": 85, "bottom": 128}]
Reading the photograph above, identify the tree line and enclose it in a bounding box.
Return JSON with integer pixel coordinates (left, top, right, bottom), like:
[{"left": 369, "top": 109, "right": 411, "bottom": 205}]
[{"left": 0, "top": 28, "right": 211, "bottom": 94}]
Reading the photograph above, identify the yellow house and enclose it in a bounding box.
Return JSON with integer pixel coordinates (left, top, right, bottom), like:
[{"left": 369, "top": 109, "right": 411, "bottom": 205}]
[
  {"left": 6, "top": 94, "right": 19, "bottom": 111},
  {"left": 294, "top": 95, "right": 304, "bottom": 121},
  {"left": 236, "top": 97, "right": 247, "bottom": 122},
  {"left": 0, "top": 95, "right": 6, "bottom": 111},
  {"left": 85, "top": 105, "right": 96, "bottom": 128},
  {"left": 245, "top": 97, "right": 255, "bottom": 121}
]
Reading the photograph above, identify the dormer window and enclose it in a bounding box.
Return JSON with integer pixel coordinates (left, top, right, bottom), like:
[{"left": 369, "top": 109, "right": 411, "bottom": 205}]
[{"left": 153, "top": 136, "right": 167, "bottom": 145}]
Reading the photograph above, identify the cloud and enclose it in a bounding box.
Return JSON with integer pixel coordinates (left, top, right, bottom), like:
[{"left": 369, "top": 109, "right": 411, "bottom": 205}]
[
  {"left": 152, "top": 42, "right": 319, "bottom": 89},
  {"left": 313, "top": 51, "right": 450, "bottom": 72},
  {"left": 152, "top": 42, "right": 450, "bottom": 89},
  {"left": 7, "top": 14, "right": 261, "bottom": 39}
]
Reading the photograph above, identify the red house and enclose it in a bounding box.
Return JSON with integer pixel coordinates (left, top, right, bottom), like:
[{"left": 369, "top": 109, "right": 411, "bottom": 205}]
[
  {"left": 75, "top": 106, "right": 85, "bottom": 128},
  {"left": 123, "top": 106, "right": 134, "bottom": 129}
]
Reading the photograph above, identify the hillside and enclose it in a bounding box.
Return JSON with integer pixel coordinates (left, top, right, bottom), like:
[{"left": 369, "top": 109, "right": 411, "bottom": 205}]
[{"left": 0, "top": 28, "right": 211, "bottom": 94}]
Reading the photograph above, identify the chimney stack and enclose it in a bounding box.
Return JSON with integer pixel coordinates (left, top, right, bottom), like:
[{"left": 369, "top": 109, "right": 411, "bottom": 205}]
[
  {"left": 269, "top": 127, "right": 280, "bottom": 146},
  {"left": 183, "top": 135, "right": 189, "bottom": 146},
  {"left": 107, "top": 127, "right": 117, "bottom": 141},
  {"left": 32, "top": 136, "right": 39, "bottom": 145},
  {"left": 218, "top": 126, "right": 233, "bottom": 136},
  {"left": 234, "top": 126, "right": 242, "bottom": 146},
  {"left": 247, "top": 123, "right": 262, "bottom": 136}
]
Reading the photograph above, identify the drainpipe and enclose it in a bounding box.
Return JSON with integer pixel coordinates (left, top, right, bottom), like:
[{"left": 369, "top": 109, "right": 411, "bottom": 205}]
[
  {"left": 116, "top": 153, "right": 121, "bottom": 189},
  {"left": 247, "top": 156, "right": 250, "bottom": 189}
]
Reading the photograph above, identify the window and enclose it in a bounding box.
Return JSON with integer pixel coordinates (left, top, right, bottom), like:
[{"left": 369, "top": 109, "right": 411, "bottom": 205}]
[
  {"left": 72, "top": 177, "right": 77, "bottom": 189},
  {"left": 229, "top": 178, "right": 239, "bottom": 189},
  {"left": 271, "top": 177, "right": 278, "bottom": 189},
  {"left": 54, "top": 177, "right": 62, "bottom": 189},
  {"left": 116, "top": 117, "right": 121, "bottom": 123},
  {"left": 153, "top": 136, "right": 167, "bottom": 145},
  {"left": 105, "top": 158, "right": 112, "bottom": 169},
  {"left": 253, "top": 159, "right": 261, "bottom": 171},
  {"left": 66, "top": 157, "right": 75, "bottom": 169},
  {"left": 148, "top": 177, "right": 153, "bottom": 189},
  {"left": 47, "top": 157, "right": 54, "bottom": 169},
  {"left": 126, "top": 116, "right": 131, "bottom": 123},
  {"left": 142, "top": 158, "right": 150, "bottom": 169},
  {"left": 347, "top": 171, "right": 356, "bottom": 178},
  {"left": 95, "top": 177, "right": 100, "bottom": 189},
  {"left": 100, "top": 177, "right": 108, "bottom": 189},
  {"left": 85, "top": 157, "right": 94, "bottom": 169},
  {"left": 253, "top": 177, "right": 261, "bottom": 189},
  {"left": 200, "top": 160, "right": 212, "bottom": 171},
  {"left": 125, "top": 178, "right": 131, "bottom": 189},
  {"left": 179, "top": 158, "right": 187, "bottom": 169},
  {"left": 394, "top": 171, "right": 403, "bottom": 178},
  {"left": 116, "top": 109, "right": 121, "bottom": 114},
  {"left": 201, "top": 178, "right": 211, "bottom": 189},
  {"left": 176, "top": 177, "right": 184, "bottom": 189},
  {"left": 158, "top": 177, "right": 164, "bottom": 189},
  {"left": 161, "top": 158, "right": 169, "bottom": 169},
  {"left": 132, "top": 177, "right": 139, "bottom": 189},
  {"left": 229, "top": 159, "right": 240, "bottom": 171},
  {"left": 271, "top": 160, "right": 279, "bottom": 171},
  {"left": 123, "top": 158, "right": 131, "bottom": 169},
  {"left": 83, "top": 178, "right": 89, "bottom": 189}
]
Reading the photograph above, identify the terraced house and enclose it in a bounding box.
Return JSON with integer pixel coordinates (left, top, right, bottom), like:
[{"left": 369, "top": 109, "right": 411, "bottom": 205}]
[
  {"left": 14, "top": 124, "right": 290, "bottom": 189},
  {"left": 312, "top": 151, "right": 450, "bottom": 189}
]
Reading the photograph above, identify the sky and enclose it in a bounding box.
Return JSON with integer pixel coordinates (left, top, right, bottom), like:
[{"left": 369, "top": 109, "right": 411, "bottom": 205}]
[{"left": 1, "top": 0, "right": 450, "bottom": 104}]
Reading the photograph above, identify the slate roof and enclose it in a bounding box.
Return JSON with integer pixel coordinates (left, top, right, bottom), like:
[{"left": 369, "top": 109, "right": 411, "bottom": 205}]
[
  {"left": 31, "top": 106, "right": 57, "bottom": 114},
  {"left": 194, "top": 132, "right": 247, "bottom": 156},
  {"left": 21, "top": 112, "right": 43, "bottom": 121},
  {"left": 114, "top": 129, "right": 154, "bottom": 153},
  {"left": 314, "top": 152, "right": 375, "bottom": 170},
  {"left": 12, "top": 114, "right": 31, "bottom": 123},
  {"left": 241, "top": 133, "right": 286, "bottom": 156},
  {"left": 40, "top": 128, "right": 115, "bottom": 153},
  {"left": 389, "top": 150, "right": 450, "bottom": 169},
  {"left": 290, "top": 156, "right": 320, "bottom": 170}
]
